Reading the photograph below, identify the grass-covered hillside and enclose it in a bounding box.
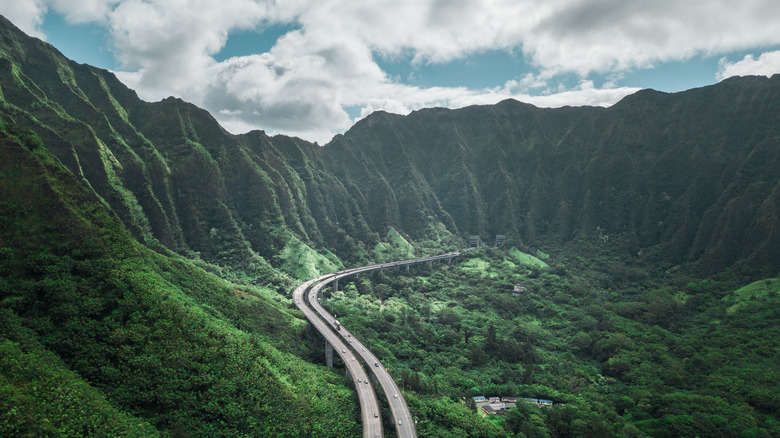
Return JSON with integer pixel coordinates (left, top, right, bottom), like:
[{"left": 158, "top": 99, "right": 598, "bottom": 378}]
[
  {"left": 2, "top": 15, "right": 779, "bottom": 283},
  {"left": 327, "top": 78, "right": 780, "bottom": 276},
  {"left": 0, "top": 124, "right": 360, "bottom": 436},
  {"left": 0, "top": 14, "right": 457, "bottom": 284},
  {"left": 325, "top": 247, "right": 779, "bottom": 437},
  {"left": 1, "top": 13, "right": 779, "bottom": 438}
]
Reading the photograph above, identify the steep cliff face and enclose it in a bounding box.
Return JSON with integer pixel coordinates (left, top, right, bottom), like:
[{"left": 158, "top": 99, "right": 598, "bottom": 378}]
[
  {"left": 0, "top": 16, "right": 380, "bottom": 283},
  {"left": 1, "top": 15, "right": 779, "bottom": 277},
  {"left": 328, "top": 78, "right": 780, "bottom": 274},
  {"left": 0, "top": 121, "right": 362, "bottom": 438}
]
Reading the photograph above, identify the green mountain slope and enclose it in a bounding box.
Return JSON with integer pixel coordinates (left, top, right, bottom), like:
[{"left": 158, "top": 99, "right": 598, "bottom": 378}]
[
  {"left": 327, "top": 81, "right": 780, "bottom": 275},
  {"left": 1, "top": 13, "right": 780, "bottom": 437},
  {"left": 0, "top": 15, "right": 381, "bottom": 284},
  {"left": 0, "top": 124, "right": 359, "bottom": 436},
  {"left": 2, "top": 15, "right": 779, "bottom": 280}
]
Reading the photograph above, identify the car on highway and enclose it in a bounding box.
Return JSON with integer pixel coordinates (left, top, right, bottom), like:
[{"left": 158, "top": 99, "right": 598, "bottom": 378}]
[{"left": 394, "top": 393, "right": 398, "bottom": 398}]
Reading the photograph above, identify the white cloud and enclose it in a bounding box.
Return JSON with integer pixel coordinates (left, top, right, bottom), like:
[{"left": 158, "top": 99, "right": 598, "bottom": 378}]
[
  {"left": 3, "top": 0, "right": 780, "bottom": 143},
  {"left": 359, "top": 98, "right": 411, "bottom": 120},
  {"left": 717, "top": 51, "right": 780, "bottom": 80},
  {"left": 50, "top": 0, "right": 119, "bottom": 24},
  {"left": 517, "top": 0, "right": 780, "bottom": 76},
  {"left": 0, "top": 0, "right": 47, "bottom": 39},
  {"left": 108, "top": 0, "right": 273, "bottom": 101},
  {"left": 404, "top": 80, "right": 639, "bottom": 115},
  {"left": 0, "top": 0, "right": 119, "bottom": 38}
]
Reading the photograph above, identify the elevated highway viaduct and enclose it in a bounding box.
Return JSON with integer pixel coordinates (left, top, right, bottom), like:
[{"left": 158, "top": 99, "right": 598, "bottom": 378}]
[
  {"left": 295, "top": 252, "right": 460, "bottom": 438},
  {"left": 293, "top": 277, "right": 383, "bottom": 438}
]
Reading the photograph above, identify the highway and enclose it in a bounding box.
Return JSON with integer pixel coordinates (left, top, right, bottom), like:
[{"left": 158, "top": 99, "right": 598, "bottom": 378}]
[
  {"left": 311, "top": 273, "right": 417, "bottom": 436},
  {"left": 293, "top": 277, "right": 384, "bottom": 438},
  {"left": 294, "top": 252, "right": 460, "bottom": 438}
]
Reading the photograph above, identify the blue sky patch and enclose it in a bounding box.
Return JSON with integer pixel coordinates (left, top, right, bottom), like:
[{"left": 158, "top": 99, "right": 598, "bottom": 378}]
[{"left": 214, "top": 23, "right": 300, "bottom": 62}]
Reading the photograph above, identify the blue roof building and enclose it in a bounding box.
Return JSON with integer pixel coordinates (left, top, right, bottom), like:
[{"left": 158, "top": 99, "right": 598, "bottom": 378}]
[{"left": 524, "top": 398, "right": 554, "bottom": 406}]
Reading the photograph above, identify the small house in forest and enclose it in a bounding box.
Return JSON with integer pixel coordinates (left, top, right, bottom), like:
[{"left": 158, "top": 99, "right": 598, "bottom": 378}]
[
  {"left": 524, "top": 398, "right": 553, "bottom": 407},
  {"left": 481, "top": 402, "right": 517, "bottom": 416}
]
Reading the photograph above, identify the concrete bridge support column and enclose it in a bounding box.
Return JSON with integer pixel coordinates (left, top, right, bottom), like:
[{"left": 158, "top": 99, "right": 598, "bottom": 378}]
[
  {"left": 406, "top": 264, "right": 410, "bottom": 272},
  {"left": 447, "top": 257, "right": 453, "bottom": 265},
  {"left": 318, "top": 287, "right": 323, "bottom": 300},
  {"left": 325, "top": 341, "right": 334, "bottom": 367},
  {"left": 334, "top": 278, "right": 339, "bottom": 292},
  {"left": 345, "top": 367, "right": 352, "bottom": 381}
]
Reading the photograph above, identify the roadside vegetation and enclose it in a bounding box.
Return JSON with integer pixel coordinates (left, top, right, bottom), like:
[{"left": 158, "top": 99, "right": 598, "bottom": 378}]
[
  {"left": 326, "top": 246, "right": 779, "bottom": 437},
  {"left": 0, "top": 125, "right": 361, "bottom": 437},
  {"left": 2, "top": 19, "right": 780, "bottom": 437}
]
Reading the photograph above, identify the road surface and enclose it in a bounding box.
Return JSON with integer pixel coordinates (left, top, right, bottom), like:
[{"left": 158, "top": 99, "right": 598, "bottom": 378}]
[
  {"left": 293, "top": 277, "right": 384, "bottom": 438},
  {"left": 295, "top": 252, "right": 460, "bottom": 438}
]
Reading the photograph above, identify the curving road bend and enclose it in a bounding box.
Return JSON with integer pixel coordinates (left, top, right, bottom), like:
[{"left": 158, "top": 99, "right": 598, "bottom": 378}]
[
  {"left": 309, "top": 253, "right": 460, "bottom": 437},
  {"left": 295, "top": 252, "right": 460, "bottom": 438},
  {"left": 310, "top": 274, "right": 417, "bottom": 437},
  {"left": 293, "top": 277, "right": 384, "bottom": 438}
]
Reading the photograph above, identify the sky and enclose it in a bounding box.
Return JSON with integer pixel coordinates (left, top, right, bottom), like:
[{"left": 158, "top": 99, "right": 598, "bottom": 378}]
[{"left": 2, "top": 1, "right": 780, "bottom": 144}]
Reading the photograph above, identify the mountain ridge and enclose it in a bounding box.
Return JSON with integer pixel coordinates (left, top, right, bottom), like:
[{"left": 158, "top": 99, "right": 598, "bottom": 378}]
[
  {"left": 2, "top": 14, "right": 780, "bottom": 437},
  {"left": 1, "top": 13, "right": 779, "bottom": 281},
  {"left": 327, "top": 74, "right": 780, "bottom": 274}
]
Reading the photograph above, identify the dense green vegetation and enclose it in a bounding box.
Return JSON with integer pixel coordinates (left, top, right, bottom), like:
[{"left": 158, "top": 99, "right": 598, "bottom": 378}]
[
  {"left": 3, "top": 14, "right": 780, "bottom": 283},
  {"left": 1, "top": 15, "right": 779, "bottom": 437},
  {"left": 326, "top": 247, "right": 779, "bottom": 437},
  {"left": 0, "top": 124, "right": 360, "bottom": 436}
]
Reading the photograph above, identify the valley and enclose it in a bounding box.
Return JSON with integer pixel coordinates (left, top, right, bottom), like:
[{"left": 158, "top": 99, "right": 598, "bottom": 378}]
[
  {"left": 323, "top": 246, "right": 779, "bottom": 437},
  {"left": 0, "top": 15, "right": 778, "bottom": 438}
]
